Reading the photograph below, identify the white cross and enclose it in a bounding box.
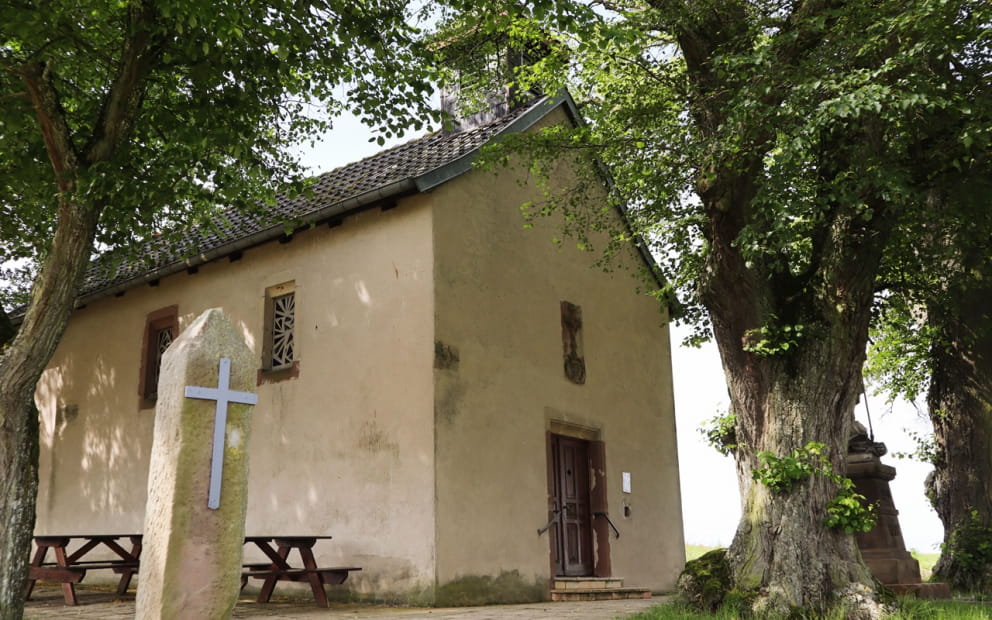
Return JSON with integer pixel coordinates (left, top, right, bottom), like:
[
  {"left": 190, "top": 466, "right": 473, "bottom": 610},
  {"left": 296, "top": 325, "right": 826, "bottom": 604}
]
[{"left": 185, "top": 357, "right": 258, "bottom": 510}]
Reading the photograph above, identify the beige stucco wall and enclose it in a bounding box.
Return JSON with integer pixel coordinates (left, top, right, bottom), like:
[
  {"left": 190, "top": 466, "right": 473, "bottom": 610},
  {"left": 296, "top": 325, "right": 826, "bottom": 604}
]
[
  {"left": 431, "top": 107, "right": 685, "bottom": 599},
  {"left": 35, "top": 198, "right": 438, "bottom": 597}
]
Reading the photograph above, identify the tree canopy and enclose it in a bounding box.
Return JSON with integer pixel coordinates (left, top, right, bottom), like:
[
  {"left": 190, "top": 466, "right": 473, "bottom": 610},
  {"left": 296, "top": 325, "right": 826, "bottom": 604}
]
[
  {"left": 435, "top": 0, "right": 992, "bottom": 613},
  {"left": 0, "top": 0, "right": 436, "bottom": 306}
]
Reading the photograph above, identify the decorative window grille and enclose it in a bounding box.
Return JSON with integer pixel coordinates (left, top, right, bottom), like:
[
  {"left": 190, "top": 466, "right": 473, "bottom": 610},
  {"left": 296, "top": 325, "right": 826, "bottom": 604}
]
[
  {"left": 270, "top": 292, "right": 295, "bottom": 369},
  {"left": 149, "top": 326, "right": 174, "bottom": 398}
]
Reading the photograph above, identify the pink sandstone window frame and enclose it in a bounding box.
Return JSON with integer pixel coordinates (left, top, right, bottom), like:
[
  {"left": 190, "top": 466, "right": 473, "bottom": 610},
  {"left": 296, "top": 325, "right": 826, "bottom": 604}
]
[
  {"left": 259, "top": 281, "right": 300, "bottom": 385},
  {"left": 138, "top": 305, "right": 178, "bottom": 409}
]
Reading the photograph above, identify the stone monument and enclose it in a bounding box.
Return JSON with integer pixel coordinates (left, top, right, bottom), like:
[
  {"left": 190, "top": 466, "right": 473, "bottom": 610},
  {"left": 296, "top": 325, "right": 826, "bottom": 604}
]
[
  {"left": 846, "top": 422, "right": 950, "bottom": 598},
  {"left": 136, "top": 309, "right": 258, "bottom": 619}
]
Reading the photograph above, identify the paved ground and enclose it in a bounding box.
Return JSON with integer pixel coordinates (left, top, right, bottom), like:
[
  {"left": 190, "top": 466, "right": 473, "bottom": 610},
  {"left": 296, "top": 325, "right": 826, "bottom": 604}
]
[{"left": 24, "top": 585, "right": 665, "bottom": 620}]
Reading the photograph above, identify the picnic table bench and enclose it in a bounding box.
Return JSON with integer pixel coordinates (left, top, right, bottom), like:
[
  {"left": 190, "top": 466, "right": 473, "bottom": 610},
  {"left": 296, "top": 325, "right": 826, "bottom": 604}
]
[
  {"left": 241, "top": 535, "right": 361, "bottom": 608},
  {"left": 27, "top": 534, "right": 360, "bottom": 607},
  {"left": 26, "top": 534, "right": 142, "bottom": 606}
]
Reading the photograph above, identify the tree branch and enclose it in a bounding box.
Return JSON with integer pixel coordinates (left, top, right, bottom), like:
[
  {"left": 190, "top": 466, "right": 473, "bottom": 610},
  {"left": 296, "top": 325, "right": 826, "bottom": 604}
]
[
  {"left": 19, "top": 59, "right": 79, "bottom": 192},
  {"left": 650, "top": 0, "right": 751, "bottom": 133},
  {"left": 772, "top": 0, "right": 843, "bottom": 66},
  {"left": 83, "top": 0, "right": 164, "bottom": 164}
]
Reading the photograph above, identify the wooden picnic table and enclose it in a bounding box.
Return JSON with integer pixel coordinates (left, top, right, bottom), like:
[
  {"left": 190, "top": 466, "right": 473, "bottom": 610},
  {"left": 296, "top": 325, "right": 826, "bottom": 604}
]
[
  {"left": 27, "top": 534, "right": 361, "bottom": 607},
  {"left": 26, "top": 534, "right": 142, "bottom": 605},
  {"left": 241, "top": 535, "right": 361, "bottom": 607}
]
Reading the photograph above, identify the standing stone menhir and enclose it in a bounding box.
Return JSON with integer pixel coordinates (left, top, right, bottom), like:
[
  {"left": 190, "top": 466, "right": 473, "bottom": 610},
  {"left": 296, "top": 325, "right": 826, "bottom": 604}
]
[{"left": 137, "top": 308, "right": 258, "bottom": 620}]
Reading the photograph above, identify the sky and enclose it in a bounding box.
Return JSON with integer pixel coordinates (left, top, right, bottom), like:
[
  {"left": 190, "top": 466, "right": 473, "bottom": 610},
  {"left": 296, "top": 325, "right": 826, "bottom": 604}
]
[{"left": 302, "top": 109, "right": 945, "bottom": 554}]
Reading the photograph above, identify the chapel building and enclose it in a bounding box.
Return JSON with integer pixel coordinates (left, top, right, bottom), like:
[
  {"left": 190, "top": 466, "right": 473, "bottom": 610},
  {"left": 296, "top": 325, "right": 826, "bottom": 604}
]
[{"left": 31, "top": 90, "right": 685, "bottom": 604}]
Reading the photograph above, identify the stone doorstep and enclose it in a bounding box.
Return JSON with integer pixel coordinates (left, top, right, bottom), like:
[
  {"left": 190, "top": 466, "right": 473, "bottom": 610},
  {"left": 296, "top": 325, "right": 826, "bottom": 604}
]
[
  {"left": 550, "top": 587, "right": 652, "bottom": 602},
  {"left": 553, "top": 577, "right": 625, "bottom": 590},
  {"left": 886, "top": 582, "right": 952, "bottom": 600}
]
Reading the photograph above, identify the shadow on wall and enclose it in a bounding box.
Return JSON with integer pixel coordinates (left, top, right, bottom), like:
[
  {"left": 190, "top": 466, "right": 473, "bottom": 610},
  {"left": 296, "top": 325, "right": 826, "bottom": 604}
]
[{"left": 36, "top": 352, "right": 151, "bottom": 530}]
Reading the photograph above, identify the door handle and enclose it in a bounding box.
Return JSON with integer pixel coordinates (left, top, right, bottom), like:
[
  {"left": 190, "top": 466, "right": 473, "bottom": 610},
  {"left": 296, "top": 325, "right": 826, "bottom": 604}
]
[{"left": 537, "top": 506, "right": 562, "bottom": 536}]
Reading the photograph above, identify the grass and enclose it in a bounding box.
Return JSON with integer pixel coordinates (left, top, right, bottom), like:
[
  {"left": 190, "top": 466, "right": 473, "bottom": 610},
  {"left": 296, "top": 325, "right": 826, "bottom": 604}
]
[
  {"left": 686, "top": 546, "right": 944, "bottom": 582},
  {"left": 626, "top": 598, "right": 992, "bottom": 619},
  {"left": 911, "top": 550, "right": 940, "bottom": 580},
  {"left": 686, "top": 544, "right": 717, "bottom": 562}
]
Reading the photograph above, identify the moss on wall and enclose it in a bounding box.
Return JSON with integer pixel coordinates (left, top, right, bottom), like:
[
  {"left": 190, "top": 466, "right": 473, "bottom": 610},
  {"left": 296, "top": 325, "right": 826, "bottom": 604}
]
[
  {"left": 434, "top": 570, "right": 546, "bottom": 606},
  {"left": 320, "top": 571, "right": 545, "bottom": 607}
]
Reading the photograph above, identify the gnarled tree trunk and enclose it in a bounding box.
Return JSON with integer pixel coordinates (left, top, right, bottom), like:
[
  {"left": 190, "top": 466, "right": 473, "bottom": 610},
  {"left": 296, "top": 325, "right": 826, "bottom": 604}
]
[
  {"left": 718, "top": 334, "right": 879, "bottom": 615},
  {"left": 701, "top": 201, "right": 891, "bottom": 617},
  {"left": 927, "top": 276, "right": 992, "bottom": 592}
]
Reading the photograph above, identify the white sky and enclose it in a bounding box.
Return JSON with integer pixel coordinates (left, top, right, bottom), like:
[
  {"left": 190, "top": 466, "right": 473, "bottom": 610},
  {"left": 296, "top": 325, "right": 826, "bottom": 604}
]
[{"left": 304, "top": 110, "right": 944, "bottom": 554}]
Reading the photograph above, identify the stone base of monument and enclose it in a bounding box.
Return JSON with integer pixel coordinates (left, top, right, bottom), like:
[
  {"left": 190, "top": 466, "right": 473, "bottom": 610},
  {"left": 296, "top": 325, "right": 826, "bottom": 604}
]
[
  {"left": 847, "top": 455, "right": 950, "bottom": 600},
  {"left": 886, "top": 582, "right": 953, "bottom": 599},
  {"left": 860, "top": 548, "right": 922, "bottom": 585}
]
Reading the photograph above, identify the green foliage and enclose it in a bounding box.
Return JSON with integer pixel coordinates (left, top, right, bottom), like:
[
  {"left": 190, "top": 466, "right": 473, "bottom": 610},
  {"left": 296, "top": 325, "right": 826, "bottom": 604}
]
[
  {"left": 699, "top": 412, "right": 738, "bottom": 456},
  {"left": 753, "top": 442, "right": 876, "bottom": 533},
  {"left": 0, "top": 0, "right": 437, "bottom": 294},
  {"left": 892, "top": 429, "right": 941, "bottom": 465},
  {"left": 752, "top": 442, "right": 825, "bottom": 494},
  {"left": 942, "top": 509, "right": 992, "bottom": 592},
  {"left": 742, "top": 317, "right": 806, "bottom": 357},
  {"left": 433, "top": 0, "right": 992, "bottom": 361},
  {"left": 865, "top": 296, "right": 939, "bottom": 405},
  {"left": 676, "top": 548, "right": 734, "bottom": 613},
  {"left": 825, "top": 478, "right": 877, "bottom": 535}
]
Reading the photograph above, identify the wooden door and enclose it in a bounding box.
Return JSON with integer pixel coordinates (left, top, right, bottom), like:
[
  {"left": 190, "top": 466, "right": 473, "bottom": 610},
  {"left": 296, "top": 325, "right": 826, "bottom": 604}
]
[{"left": 549, "top": 434, "right": 594, "bottom": 576}]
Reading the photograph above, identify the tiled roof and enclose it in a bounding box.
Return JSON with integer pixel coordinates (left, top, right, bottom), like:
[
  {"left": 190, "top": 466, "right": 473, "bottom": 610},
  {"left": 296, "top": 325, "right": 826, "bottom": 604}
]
[{"left": 77, "top": 96, "right": 559, "bottom": 305}]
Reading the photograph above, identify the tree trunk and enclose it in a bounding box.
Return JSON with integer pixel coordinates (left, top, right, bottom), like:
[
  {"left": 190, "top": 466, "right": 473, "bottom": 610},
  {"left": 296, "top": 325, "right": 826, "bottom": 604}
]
[
  {"left": 1, "top": 15, "right": 157, "bottom": 617},
  {"left": 657, "top": 12, "right": 893, "bottom": 611},
  {"left": 0, "top": 196, "right": 99, "bottom": 620},
  {"left": 927, "top": 276, "right": 992, "bottom": 592},
  {"left": 700, "top": 194, "right": 891, "bottom": 616},
  {"left": 718, "top": 332, "right": 878, "bottom": 616},
  {"left": 0, "top": 310, "right": 15, "bottom": 349}
]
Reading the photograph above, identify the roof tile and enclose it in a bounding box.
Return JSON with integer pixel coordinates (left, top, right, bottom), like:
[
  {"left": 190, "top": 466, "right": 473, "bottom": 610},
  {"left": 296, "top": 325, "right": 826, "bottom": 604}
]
[{"left": 79, "top": 100, "right": 536, "bottom": 302}]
